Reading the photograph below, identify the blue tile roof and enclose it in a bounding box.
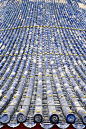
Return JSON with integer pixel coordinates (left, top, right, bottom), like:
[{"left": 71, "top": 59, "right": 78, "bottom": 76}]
[{"left": 0, "top": 0, "right": 86, "bottom": 129}]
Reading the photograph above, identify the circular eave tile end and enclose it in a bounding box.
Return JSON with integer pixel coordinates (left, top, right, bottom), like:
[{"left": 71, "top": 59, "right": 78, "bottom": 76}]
[
  {"left": 50, "top": 114, "right": 59, "bottom": 124},
  {"left": 17, "top": 113, "right": 26, "bottom": 123},
  {"left": 1, "top": 113, "right": 10, "bottom": 124},
  {"left": 34, "top": 114, "right": 43, "bottom": 123},
  {"left": 66, "top": 114, "right": 76, "bottom": 124},
  {"left": 82, "top": 115, "right": 86, "bottom": 125}
]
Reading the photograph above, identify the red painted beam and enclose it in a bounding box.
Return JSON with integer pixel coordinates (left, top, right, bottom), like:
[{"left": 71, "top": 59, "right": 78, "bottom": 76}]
[
  {"left": 2, "top": 123, "right": 86, "bottom": 129},
  {"left": 2, "top": 123, "right": 76, "bottom": 129}
]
